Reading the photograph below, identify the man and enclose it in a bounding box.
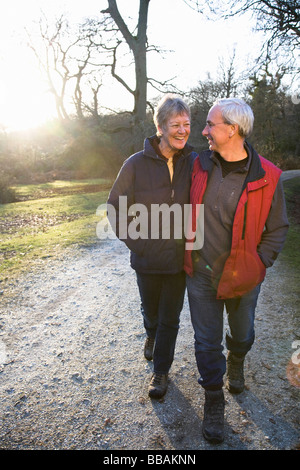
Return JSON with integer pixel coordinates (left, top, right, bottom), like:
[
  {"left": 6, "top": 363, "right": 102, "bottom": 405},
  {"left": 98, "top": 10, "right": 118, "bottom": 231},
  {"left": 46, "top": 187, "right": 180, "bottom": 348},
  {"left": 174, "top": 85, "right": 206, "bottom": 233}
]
[
  {"left": 184, "top": 98, "right": 289, "bottom": 443},
  {"left": 107, "top": 95, "right": 196, "bottom": 399}
]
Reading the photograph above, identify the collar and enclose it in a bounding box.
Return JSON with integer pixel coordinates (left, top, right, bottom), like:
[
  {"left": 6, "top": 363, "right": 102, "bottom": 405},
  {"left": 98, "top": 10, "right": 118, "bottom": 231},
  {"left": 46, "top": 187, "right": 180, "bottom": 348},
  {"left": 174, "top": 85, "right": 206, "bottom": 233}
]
[
  {"left": 146, "top": 135, "right": 194, "bottom": 161},
  {"left": 199, "top": 141, "right": 265, "bottom": 183}
]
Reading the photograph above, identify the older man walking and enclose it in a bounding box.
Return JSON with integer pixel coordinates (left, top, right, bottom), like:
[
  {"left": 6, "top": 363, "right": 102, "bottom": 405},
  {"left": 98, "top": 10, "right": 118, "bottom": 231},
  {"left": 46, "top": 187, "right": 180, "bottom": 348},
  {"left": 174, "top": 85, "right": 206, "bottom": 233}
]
[{"left": 184, "top": 98, "right": 289, "bottom": 443}]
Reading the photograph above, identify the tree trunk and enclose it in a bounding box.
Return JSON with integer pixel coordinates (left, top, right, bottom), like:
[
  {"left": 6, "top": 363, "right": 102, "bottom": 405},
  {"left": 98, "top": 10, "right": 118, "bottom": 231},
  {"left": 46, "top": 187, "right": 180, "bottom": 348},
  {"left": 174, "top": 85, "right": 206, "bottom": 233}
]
[{"left": 106, "top": 0, "right": 150, "bottom": 151}]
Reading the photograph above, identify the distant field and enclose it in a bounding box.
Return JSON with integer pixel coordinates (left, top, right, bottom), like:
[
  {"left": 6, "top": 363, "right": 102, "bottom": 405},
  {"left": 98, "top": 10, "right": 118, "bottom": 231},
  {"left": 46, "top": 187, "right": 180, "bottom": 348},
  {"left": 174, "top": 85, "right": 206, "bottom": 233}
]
[
  {"left": 13, "top": 178, "right": 112, "bottom": 200},
  {"left": 0, "top": 179, "right": 113, "bottom": 279}
]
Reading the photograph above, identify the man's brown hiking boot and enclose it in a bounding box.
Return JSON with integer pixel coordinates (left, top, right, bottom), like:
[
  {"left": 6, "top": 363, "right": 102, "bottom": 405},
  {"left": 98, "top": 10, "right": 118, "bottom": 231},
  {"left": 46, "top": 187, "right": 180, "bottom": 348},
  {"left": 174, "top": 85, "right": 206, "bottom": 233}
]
[
  {"left": 226, "top": 351, "right": 245, "bottom": 394},
  {"left": 202, "top": 389, "right": 225, "bottom": 444},
  {"left": 144, "top": 337, "right": 155, "bottom": 361}
]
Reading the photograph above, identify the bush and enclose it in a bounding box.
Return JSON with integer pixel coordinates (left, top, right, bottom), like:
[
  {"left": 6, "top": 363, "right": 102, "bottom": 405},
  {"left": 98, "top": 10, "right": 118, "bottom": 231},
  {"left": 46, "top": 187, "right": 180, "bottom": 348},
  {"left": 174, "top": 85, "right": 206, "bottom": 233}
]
[
  {"left": 277, "top": 156, "right": 300, "bottom": 170},
  {"left": 0, "top": 172, "right": 16, "bottom": 203}
]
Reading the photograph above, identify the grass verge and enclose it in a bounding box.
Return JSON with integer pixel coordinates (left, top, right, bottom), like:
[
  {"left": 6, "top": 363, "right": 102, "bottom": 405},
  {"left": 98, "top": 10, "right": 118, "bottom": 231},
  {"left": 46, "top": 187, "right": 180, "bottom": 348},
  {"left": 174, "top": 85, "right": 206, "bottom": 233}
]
[
  {"left": 281, "top": 177, "right": 300, "bottom": 272},
  {"left": 0, "top": 179, "right": 112, "bottom": 281}
]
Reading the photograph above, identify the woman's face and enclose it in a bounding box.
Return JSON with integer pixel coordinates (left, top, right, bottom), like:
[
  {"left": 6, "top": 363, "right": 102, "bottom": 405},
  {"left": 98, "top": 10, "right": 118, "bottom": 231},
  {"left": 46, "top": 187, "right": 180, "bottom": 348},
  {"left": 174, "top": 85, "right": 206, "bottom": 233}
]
[{"left": 158, "top": 112, "right": 191, "bottom": 157}]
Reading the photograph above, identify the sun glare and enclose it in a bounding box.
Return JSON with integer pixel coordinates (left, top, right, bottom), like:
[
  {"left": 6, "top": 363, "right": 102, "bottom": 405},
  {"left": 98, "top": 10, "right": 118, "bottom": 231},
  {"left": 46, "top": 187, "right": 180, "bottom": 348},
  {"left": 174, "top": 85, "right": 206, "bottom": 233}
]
[
  {"left": 0, "top": 1, "right": 61, "bottom": 133},
  {"left": 0, "top": 73, "right": 56, "bottom": 132}
]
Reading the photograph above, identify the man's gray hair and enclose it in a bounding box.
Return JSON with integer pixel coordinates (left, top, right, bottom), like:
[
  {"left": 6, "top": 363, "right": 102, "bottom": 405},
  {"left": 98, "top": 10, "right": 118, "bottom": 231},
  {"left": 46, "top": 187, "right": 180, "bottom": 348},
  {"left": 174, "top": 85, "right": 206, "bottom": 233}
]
[
  {"left": 214, "top": 97, "right": 254, "bottom": 139},
  {"left": 154, "top": 94, "right": 191, "bottom": 135}
]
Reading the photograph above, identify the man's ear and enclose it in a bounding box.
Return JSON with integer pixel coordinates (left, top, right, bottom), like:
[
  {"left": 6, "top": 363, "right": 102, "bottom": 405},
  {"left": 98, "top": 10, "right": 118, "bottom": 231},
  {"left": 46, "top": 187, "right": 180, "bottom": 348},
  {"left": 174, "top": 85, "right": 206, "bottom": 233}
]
[{"left": 229, "top": 123, "right": 239, "bottom": 137}]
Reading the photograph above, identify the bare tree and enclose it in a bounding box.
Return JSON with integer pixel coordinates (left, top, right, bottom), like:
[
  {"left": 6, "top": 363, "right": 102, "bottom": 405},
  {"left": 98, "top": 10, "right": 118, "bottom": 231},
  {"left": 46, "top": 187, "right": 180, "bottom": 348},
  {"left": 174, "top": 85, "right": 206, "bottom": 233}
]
[
  {"left": 218, "top": 49, "right": 242, "bottom": 98},
  {"left": 184, "top": 0, "right": 300, "bottom": 71},
  {"left": 28, "top": 2, "right": 198, "bottom": 145},
  {"left": 83, "top": 78, "right": 103, "bottom": 119},
  {"left": 26, "top": 15, "right": 72, "bottom": 120},
  {"left": 79, "top": 0, "right": 149, "bottom": 150},
  {"left": 189, "top": 50, "right": 244, "bottom": 106},
  {"left": 27, "top": 15, "right": 104, "bottom": 121},
  {"left": 188, "top": 49, "right": 246, "bottom": 151},
  {"left": 84, "top": 0, "right": 180, "bottom": 150}
]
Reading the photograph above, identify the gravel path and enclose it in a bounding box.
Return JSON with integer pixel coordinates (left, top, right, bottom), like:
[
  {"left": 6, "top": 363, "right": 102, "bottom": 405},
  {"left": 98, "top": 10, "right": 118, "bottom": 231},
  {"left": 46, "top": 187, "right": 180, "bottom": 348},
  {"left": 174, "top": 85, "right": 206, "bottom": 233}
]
[
  {"left": 0, "top": 232, "right": 299, "bottom": 452},
  {"left": 0, "top": 171, "right": 299, "bottom": 452}
]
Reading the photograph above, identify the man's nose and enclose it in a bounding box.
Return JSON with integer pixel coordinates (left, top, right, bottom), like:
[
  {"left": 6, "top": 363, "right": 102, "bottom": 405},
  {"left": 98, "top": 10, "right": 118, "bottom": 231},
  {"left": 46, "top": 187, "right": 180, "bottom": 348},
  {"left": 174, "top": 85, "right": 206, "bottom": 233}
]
[{"left": 202, "top": 125, "right": 208, "bottom": 136}]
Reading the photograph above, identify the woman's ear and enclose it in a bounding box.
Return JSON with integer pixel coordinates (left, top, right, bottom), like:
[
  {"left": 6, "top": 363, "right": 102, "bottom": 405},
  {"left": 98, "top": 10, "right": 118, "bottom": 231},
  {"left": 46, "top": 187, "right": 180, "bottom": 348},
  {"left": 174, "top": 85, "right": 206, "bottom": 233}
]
[{"left": 157, "top": 125, "right": 163, "bottom": 137}]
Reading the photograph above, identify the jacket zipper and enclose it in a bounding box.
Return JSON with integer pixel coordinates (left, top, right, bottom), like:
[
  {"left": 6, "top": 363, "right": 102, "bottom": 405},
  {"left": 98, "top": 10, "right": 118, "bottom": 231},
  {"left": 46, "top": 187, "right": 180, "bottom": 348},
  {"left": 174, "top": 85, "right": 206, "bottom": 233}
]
[
  {"left": 242, "top": 201, "right": 247, "bottom": 240},
  {"left": 169, "top": 159, "right": 175, "bottom": 202}
]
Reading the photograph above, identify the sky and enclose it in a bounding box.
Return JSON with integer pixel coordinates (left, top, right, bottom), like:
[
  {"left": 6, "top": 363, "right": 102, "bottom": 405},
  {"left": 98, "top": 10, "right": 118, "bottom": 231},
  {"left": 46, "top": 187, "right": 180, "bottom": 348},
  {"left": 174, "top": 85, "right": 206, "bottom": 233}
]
[{"left": 0, "top": 0, "right": 267, "bottom": 131}]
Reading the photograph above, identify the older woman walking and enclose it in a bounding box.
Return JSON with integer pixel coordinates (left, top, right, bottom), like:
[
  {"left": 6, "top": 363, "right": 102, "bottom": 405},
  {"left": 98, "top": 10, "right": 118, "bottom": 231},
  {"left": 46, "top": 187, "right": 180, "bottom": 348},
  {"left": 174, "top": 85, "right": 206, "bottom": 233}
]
[{"left": 107, "top": 94, "right": 196, "bottom": 399}]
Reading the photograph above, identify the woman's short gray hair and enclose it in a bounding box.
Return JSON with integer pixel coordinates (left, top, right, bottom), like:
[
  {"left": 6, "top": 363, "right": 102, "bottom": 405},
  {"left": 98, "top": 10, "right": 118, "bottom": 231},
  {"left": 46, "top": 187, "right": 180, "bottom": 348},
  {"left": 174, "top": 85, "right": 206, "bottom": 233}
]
[
  {"left": 154, "top": 94, "right": 191, "bottom": 135},
  {"left": 214, "top": 98, "right": 254, "bottom": 139}
]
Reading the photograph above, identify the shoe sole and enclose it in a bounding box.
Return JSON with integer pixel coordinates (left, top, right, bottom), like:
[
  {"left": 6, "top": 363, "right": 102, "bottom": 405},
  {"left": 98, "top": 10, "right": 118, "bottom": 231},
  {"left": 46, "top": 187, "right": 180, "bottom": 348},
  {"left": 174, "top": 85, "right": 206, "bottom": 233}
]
[
  {"left": 226, "top": 383, "right": 244, "bottom": 394},
  {"left": 148, "top": 389, "right": 167, "bottom": 399},
  {"left": 202, "top": 428, "right": 224, "bottom": 444}
]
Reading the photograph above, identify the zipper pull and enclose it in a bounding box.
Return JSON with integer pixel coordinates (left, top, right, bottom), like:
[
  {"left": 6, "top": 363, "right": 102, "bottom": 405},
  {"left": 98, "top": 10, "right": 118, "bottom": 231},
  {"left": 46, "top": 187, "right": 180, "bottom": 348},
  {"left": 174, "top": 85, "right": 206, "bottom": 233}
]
[{"left": 171, "top": 189, "right": 175, "bottom": 201}]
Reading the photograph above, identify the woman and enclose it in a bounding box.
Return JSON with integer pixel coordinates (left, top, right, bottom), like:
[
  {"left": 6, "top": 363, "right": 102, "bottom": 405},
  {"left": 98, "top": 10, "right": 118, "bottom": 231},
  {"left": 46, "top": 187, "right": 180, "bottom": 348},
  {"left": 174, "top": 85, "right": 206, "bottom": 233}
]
[{"left": 107, "top": 94, "right": 196, "bottom": 398}]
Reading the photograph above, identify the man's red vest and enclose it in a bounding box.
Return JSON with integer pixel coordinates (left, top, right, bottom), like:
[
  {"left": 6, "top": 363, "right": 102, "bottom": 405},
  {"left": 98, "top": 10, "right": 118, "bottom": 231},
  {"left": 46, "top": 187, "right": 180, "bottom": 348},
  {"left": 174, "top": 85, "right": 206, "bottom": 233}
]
[{"left": 184, "top": 154, "right": 282, "bottom": 299}]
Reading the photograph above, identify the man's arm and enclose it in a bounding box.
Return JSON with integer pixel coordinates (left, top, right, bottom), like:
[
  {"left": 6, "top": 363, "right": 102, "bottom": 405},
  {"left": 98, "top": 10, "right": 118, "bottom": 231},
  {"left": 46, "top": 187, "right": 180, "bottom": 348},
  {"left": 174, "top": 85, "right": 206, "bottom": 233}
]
[{"left": 257, "top": 178, "right": 289, "bottom": 267}]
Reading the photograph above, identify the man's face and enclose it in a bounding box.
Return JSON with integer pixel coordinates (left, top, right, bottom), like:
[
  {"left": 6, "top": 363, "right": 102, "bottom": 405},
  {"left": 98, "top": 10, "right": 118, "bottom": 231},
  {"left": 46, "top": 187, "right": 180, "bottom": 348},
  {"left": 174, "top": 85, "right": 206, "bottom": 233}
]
[{"left": 202, "top": 105, "right": 231, "bottom": 153}]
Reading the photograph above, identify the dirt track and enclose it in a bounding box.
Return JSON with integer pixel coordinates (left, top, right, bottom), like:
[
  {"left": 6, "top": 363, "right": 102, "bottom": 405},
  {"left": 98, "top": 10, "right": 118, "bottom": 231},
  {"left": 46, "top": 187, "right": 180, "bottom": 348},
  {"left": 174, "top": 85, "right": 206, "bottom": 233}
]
[{"left": 0, "top": 173, "right": 299, "bottom": 452}]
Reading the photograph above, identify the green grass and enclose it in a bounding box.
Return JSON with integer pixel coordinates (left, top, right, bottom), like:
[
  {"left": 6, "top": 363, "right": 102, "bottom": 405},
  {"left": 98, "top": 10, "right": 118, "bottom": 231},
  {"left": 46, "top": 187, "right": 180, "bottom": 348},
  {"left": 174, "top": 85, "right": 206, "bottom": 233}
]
[
  {"left": 12, "top": 178, "right": 110, "bottom": 200},
  {"left": 0, "top": 179, "right": 112, "bottom": 280},
  {"left": 281, "top": 177, "right": 300, "bottom": 272},
  {"left": 0, "top": 176, "right": 299, "bottom": 283}
]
